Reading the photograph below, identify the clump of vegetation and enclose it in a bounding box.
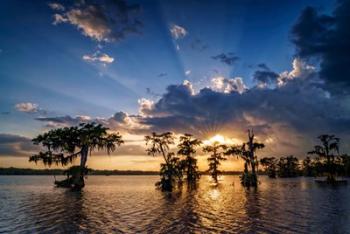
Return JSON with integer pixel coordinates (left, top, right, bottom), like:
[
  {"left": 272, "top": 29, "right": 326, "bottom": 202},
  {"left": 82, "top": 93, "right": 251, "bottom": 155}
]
[
  {"left": 145, "top": 132, "right": 183, "bottom": 191},
  {"left": 225, "top": 130, "right": 264, "bottom": 187},
  {"left": 307, "top": 134, "right": 349, "bottom": 183},
  {"left": 308, "top": 134, "right": 339, "bottom": 183},
  {"left": 203, "top": 142, "right": 227, "bottom": 184},
  {"left": 277, "top": 155, "right": 300, "bottom": 178},
  {"left": 259, "top": 157, "right": 277, "bottom": 178},
  {"left": 337, "top": 154, "right": 350, "bottom": 176},
  {"left": 30, "top": 122, "right": 123, "bottom": 190},
  {"left": 302, "top": 156, "right": 315, "bottom": 177},
  {"left": 177, "top": 134, "right": 202, "bottom": 186}
]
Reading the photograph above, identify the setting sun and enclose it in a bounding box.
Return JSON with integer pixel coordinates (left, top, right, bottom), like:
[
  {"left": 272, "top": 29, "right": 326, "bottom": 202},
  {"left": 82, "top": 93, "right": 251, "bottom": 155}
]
[
  {"left": 204, "top": 134, "right": 226, "bottom": 144},
  {"left": 203, "top": 134, "right": 242, "bottom": 145}
]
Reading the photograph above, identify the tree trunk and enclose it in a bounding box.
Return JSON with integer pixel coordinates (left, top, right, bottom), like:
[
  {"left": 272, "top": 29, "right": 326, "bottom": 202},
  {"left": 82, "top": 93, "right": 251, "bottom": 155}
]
[
  {"left": 247, "top": 130, "right": 258, "bottom": 187},
  {"left": 73, "top": 146, "right": 89, "bottom": 190},
  {"left": 248, "top": 130, "right": 256, "bottom": 176}
]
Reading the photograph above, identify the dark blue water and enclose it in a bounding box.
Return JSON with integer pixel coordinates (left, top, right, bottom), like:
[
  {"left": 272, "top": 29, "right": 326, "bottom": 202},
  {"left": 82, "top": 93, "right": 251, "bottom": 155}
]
[{"left": 0, "top": 175, "right": 349, "bottom": 233}]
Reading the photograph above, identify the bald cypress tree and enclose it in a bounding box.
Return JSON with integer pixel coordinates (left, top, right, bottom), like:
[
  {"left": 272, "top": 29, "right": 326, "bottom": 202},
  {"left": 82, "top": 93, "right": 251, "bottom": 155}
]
[
  {"left": 203, "top": 142, "right": 227, "bottom": 183},
  {"left": 30, "top": 122, "right": 123, "bottom": 190},
  {"left": 145, "top": 132, "right": 182, "bottom": 191},
  {"left": 177, "top": 134, "right": 202, "bottom": 185},
  {"left": 308, "top": 134, "right": 340, "bottom": 183},
  {"left": 225, "top": 130, "right": 264, "bottom": 187}
]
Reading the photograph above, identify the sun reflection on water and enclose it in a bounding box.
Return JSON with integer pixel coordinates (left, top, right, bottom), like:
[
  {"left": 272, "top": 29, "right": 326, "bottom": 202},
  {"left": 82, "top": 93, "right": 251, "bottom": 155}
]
[{"left": 208, "top": 188, "right": 221, "bottom": 200}]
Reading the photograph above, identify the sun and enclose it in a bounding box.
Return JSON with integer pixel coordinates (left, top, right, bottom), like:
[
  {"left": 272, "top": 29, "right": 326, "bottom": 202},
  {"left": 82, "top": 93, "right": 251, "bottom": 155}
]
[
  {"left": 203, "top": 134, "right": 227, "bottom": 145},
  {"left": 203, "top": 134, "right": 243, "bottom": 145}
]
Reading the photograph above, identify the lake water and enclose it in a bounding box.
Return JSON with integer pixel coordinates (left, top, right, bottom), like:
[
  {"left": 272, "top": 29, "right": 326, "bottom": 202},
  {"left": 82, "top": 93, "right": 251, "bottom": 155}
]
[{"left": 0, "top": 175, "right": 349, "bottom": 233}]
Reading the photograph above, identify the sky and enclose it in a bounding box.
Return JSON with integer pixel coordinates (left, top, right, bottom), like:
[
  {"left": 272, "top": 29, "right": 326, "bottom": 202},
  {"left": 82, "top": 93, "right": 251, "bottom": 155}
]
[{"left": 1, "top": 0, "right": 349, "bottom": 171}]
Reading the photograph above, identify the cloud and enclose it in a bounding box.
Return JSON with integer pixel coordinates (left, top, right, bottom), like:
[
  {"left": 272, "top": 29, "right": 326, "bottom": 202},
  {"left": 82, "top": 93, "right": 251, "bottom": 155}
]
[
  {"left": 132, "top": 60, "right": 350, "bottom": 155},
  {"left": 48, "top": 2, "right": 65, "bottom": 11},
  {"left": 83, "top": 52, "right": 114, "bottom": 65},
  {"left": 36, "top": 115, "right": 91, "bottom": 128},
  {"left": 15, "top": 102, "right": 38, "bottom": 113},
  {"left": 253, "top": 64, "right": 279, "bottom": 87},
  {"left": 211, "top": 76, "right": 247, "bottom": 94},
  {"left": 211, "top": 53, "right": 239, "bottom": 66},
  {"left": 157, "top": 72, "right": 167, "bottom": 78},
  {"left": 253, "top": 59, "right": 317, "bottom": 88},
  {"left": 0, "top": 134, "right": 38, "bottom": 157},
  {"left": 170, "top": 24, "right": 187, "bottom": 39},
  {"left": 138, "top": 98, "right": 154, "bottom": 117},
  {"left": 36, "top": 112, "right": 148, "bottom": 135},
  {"left": 257, "top": 63, "right": 270, "bottom": 70},
  {"left": 51, "top": 0, "right": 142, "bottom": 42},
  {"left": 278, "top": 58, "right": 316, "bottom": 86},
  {"left": 101, "top": 112, "right": 149, "bottom": 134},
  {"left": 291, "top": 1, "right": 350, "bottom": 92},
  {"left": 185, "top": 70, "right": 191, "bottom": 76}
]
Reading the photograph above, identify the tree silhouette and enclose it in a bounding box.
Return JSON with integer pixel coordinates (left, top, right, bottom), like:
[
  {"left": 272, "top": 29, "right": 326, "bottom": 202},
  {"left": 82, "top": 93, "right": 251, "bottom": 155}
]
[
  {"left": 302, "top": 156, "right": 315, "bottom": 177},
  {"left": 177, "top": 134, "right": 202, "bottom": 185},
  {"left": 203, "top": 142, "right": 227, "bottom": 183},
  {"left": 338, "top": 154, "right": 350, "bottom": 176},
  {"left": 277, "top": 155, "right": 299, "bottom": 178},
  {"left": 225, "top": 130, "right": 264, "bottom": 187},
  {"left": 308, "top": 134, "right": 339, "bottom": 183},
  {"left": 30, "top": 122, "right": 123, "bottom": 190},
  {"left": 260, "top": 157, "right": 277, "bottom": 178},
  {"left": 145, "top": 132, "right": 181, "bottom": 191}
]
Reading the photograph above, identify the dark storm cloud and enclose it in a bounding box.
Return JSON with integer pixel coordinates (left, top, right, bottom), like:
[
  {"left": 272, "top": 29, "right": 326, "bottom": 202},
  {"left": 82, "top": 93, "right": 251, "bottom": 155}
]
[
  {"left": 112, "top": 111, "right": 128, "bottom": 123},
  {"left": 291, "top": 0, "right": 350, "bottom": 91},
  {"left": 211, "top": 53, "right": 239, "bottom": 66},
  {"left": 138, "top": 75, "right": 350, "bottom": 149},
  {"left": 253, "top": 70, "right": 279, "bottom": 86},
  {"left": 0, "top": 134, "right": 38, "bottom": 157},
  {"left": 257, "top": 63, "right": 270, "bottom": 70},
  {"left": 50, "top": 0, "right": 143, "bottom": 42}
]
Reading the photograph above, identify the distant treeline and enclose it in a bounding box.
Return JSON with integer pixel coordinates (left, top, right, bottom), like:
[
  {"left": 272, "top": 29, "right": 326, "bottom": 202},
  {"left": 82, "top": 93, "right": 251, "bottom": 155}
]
[
  {"left": 0, "top": 167, "right": 244, "bottom": 176},
  {"left": 259, "top": 155, "right": 350, "bottom": 178}
]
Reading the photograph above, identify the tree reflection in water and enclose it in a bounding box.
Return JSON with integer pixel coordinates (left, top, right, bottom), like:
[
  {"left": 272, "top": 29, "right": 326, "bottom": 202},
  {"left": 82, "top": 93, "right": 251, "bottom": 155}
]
[{"left": 22, "top": 189, "right": 89, "bottom": 233}]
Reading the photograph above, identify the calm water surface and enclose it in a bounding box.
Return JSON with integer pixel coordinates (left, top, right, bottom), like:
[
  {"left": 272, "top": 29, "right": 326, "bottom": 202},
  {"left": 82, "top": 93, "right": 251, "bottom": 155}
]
[{"left": 0, "top": 175, "right": 349, "bottom": 233}]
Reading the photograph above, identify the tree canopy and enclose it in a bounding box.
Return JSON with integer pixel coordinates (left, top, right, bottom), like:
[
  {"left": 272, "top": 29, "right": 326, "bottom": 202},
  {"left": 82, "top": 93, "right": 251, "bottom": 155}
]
[{"left": 30, "top": 122, "right": 123, "bottom": 166}]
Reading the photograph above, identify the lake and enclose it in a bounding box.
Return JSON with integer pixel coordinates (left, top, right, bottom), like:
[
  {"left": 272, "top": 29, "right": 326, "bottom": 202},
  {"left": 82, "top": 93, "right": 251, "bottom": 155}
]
[{"left": 0, "top": 175, "right": 349, "bottom": 233}]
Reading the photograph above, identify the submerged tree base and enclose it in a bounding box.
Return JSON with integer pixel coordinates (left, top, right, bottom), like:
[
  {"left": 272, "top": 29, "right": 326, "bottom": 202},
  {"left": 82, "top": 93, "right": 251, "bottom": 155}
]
[
  {"left": 240, "top": 172, "right": 258, "bottom": 187},
  {"left": 155, "top": 179, "right": 173, "bottom": 192},
  {"left": 54, "top": 166, "right": 89, "bottom": 191}
]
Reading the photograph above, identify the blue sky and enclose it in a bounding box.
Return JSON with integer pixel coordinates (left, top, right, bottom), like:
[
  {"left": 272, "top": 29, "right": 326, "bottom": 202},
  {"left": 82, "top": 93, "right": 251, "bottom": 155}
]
[{"left": 2, "top": 0, "right": 349, "bottom": 169}]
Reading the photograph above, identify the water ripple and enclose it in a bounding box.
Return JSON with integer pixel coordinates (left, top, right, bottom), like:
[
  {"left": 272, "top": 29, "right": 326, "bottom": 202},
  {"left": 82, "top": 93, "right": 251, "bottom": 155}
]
[{"left": 1, "top": 176, "right": 350, "bottom": 233}]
